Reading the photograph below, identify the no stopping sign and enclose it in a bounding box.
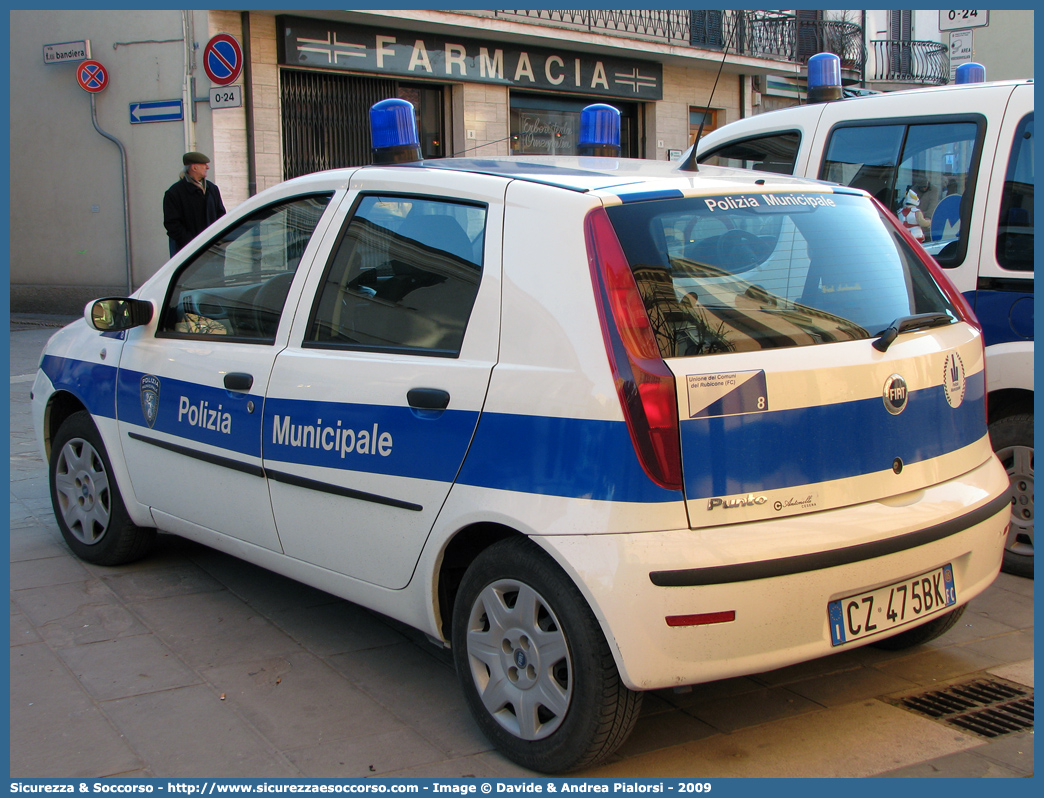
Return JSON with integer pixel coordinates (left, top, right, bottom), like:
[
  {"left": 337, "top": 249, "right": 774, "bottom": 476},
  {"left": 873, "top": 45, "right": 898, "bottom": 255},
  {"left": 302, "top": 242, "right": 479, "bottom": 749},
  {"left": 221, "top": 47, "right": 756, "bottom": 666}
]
[{"left": 77, "top": 60, "right": 109, "bottom": 93}]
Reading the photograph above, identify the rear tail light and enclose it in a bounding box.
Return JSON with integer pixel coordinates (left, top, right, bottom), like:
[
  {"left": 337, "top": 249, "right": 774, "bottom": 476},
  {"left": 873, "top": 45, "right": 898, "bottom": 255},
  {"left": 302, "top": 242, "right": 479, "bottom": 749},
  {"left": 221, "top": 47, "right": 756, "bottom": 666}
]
[{"left": 586, "top": 207, "right": 683, "bottom": 491}]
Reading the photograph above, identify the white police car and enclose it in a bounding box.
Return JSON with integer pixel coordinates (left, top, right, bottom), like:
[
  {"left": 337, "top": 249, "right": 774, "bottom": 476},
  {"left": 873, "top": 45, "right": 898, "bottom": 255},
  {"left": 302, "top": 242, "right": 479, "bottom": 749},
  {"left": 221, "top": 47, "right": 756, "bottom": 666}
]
[
  {"left": 695, "top": 57, "right": 1034, "bottom": 578},
  {"left": 33, "top": 101, "right": 1010, "bottom": 772}
]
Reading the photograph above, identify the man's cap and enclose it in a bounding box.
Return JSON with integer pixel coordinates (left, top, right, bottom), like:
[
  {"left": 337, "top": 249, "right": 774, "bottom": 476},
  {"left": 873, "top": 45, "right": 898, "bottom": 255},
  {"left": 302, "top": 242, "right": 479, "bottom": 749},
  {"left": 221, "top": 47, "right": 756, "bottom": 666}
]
[{"left": 183, "top": 151, "right": 211, "bottom": 165}]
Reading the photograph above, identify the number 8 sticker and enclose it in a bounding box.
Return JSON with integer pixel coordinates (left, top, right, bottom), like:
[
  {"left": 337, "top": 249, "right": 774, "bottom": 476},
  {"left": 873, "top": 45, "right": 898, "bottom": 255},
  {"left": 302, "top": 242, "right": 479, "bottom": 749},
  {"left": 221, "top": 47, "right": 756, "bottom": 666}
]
[{"left": 686, "top": 370, "right": 769, "bottom": 419}]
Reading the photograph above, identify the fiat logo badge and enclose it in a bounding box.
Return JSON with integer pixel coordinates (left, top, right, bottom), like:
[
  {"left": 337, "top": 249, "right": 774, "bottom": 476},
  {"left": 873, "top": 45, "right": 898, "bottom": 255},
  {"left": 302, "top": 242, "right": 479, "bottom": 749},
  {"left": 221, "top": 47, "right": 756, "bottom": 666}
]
[{"left": 883, "top": 374, "right": 908, "bottom": 415}]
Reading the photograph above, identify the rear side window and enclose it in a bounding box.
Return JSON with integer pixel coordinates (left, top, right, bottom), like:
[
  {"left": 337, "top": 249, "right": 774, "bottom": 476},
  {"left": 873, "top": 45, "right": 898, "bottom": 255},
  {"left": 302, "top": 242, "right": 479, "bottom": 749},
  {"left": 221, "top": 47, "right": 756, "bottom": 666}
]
[
  {"left": 699, "top": 132, "right": 800, "bottom": 175},
  {"left": 997, "top": 113, "right": 1034, "bottom": 272},
  {"left": 820, "top": 119, "right": 982, "bottom": 269},
  {"left": 605, "top": 192, "right": 957, "bottom": 359},
  {"left": 307, "top": 195, "right": 486, "bottom": 356}
]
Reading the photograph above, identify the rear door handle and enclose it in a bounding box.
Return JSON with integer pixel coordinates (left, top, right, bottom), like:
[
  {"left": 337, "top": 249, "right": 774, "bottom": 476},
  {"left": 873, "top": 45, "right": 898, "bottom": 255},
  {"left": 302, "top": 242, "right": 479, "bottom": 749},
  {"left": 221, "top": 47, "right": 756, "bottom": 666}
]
[
  {"left": 407, "top": 388, "right": 450, "bottom": 410},
  {"left": 224, "top": 372, "right": 254, "bottom": 392}
]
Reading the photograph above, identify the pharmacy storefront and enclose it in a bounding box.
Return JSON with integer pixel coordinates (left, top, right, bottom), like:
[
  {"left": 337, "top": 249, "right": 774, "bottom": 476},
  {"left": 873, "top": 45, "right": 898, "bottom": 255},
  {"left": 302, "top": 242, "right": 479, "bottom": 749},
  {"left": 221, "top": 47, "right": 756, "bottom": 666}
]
[{"left": 276, "top": 15, "right": 663, "bottom": 175}]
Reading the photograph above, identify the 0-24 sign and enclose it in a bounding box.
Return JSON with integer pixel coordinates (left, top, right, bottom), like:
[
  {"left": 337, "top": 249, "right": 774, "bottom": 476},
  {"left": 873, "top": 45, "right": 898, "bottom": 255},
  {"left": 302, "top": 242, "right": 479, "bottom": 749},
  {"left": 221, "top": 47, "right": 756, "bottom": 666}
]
[
  {"left": 939, "top": 10, "right": 989, "bottom": 30},
  {"left": 210, "top": 85, "right": 242, "bottom": 109}
]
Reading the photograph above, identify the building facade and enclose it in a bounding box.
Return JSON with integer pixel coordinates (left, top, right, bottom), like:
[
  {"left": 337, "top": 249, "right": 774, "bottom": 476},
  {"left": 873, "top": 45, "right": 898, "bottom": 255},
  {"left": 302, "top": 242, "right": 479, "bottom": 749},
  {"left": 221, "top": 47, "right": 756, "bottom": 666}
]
[
  {"left": 8, "top": 9, "right": 786, "bottom": 312},
  {"left": 11, "top": 9, "right": 1030, "bottom": 314},
  {"left": 861, "top": 9, "right": 1033, "bottom": 91}
]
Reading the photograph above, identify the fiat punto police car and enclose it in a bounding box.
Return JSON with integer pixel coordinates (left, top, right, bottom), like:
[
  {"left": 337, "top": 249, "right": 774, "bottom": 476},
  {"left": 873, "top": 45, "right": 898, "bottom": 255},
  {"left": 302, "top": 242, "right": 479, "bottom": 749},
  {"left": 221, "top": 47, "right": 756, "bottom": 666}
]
[{"left": 33, "top": 101, "right": 1010, "bottom": 772}]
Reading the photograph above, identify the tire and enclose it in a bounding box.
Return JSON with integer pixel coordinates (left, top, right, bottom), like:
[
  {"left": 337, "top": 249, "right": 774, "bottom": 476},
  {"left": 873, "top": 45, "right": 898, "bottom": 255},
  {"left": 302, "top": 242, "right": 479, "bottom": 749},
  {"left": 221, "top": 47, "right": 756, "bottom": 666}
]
[
  {"left": 989, "top": 413, "right": 1033, "bottom": 578},
  {"left": 49, "top": 411, "right": 156, "bottom": 565},
  {"left": 871, "top": 604, "right": 966, "bottom": 650},
  {"left": 452, "top": 537, "right": 642, "bottom": 773}
]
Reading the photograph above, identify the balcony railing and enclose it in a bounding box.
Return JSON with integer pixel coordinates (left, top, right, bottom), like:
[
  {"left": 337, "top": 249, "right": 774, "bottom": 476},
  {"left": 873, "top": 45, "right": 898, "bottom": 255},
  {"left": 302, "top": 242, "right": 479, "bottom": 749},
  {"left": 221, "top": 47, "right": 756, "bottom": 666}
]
[
  {"left": 491, "top": 9, "right": 693, "bottom": 44},
  {"left": 487, "top": 10, "right": 866, "bottom": 71},
  {"left": 870, "top": 39, "right": 949, "bottom": 85},
  {"left": 744, "top": 16, "right": 864, "bottom": 70}
]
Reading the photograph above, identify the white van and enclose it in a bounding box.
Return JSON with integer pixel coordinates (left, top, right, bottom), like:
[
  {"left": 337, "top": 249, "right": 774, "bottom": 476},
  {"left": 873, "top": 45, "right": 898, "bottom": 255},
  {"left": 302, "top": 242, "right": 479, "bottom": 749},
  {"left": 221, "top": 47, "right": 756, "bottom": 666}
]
[{"left": 696, "top": 74, "right": 1034, "bottom": 578}]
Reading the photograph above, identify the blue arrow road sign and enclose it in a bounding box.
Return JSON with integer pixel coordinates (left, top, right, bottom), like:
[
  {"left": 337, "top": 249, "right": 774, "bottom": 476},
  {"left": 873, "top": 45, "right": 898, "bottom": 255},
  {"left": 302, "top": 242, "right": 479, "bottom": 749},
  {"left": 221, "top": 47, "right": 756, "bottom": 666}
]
[{"left": 129, "top": 100, "right": 184, "bottom": 124}]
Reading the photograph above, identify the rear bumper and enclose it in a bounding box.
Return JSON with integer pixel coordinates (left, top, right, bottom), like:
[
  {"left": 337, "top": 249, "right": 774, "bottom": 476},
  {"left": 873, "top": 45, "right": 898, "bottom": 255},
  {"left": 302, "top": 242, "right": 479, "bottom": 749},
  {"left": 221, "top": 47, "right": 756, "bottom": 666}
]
[{"left": 537, "top": 456, "right": 1010, "bottom": 691}]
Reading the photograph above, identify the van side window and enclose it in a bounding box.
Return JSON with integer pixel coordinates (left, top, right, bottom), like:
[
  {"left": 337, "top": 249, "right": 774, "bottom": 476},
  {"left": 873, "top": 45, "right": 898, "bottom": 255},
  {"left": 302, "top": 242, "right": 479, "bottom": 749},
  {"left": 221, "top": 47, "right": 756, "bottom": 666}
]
[
  {"left": 306, "top": 195, "right": 486, "bottom": 356},
  {"left": 699, "top": 132, "right": 800, "bottom": 174},
  {"left": 820, "top": 126, "right": 904, "bottom": 205},
  {"left": 997, "top": 113, "right": 1034, "bottom": 272},
  {"left": 821, "top": 120, "right": 981, "bottom": 268}
]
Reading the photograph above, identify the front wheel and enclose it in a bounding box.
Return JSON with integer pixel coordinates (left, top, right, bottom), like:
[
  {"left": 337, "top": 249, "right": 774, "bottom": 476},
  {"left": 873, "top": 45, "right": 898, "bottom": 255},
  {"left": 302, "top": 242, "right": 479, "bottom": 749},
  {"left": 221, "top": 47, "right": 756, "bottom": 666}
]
[
  {"left": 990, "top": 413, "right": 1033, "bottom": 578},
  {"left": 452, "top": 537, "right": 642, "bottom": 773},
  {"left": 49, "top": 411, "right": 156, "bottom": 565}
]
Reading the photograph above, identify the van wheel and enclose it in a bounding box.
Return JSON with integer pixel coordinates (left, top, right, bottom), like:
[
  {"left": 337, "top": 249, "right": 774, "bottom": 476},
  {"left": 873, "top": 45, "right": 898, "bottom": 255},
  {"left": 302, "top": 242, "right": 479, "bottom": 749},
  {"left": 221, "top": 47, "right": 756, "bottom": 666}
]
[
  {"left": 452, "top": 538, "right": 642, "bottom": 773},
  {"left": 49, "top": 411, "right": 156, "bottom": 565},
  {"left": 990, "top": 413, "right": 1033, "bottom": 578},
  {"left": 871, "top": 605, "right": 966, "bottom": 650}
]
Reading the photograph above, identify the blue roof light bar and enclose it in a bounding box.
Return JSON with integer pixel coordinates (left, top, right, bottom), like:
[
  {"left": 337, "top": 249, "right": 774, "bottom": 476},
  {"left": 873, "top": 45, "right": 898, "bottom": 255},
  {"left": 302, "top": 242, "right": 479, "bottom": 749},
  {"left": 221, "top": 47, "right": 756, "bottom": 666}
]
[
  {"left": 955, "top": 63, "right": 986, "bottom": 84},
  {"left": 807, "top": 53, "right": 842, "bottom": 104},
  {"left": 370, "top": 98, "right": 422, "bottom": 164},
  {"left": 578, "top": 104, "right": 621, "bottom": 157}
]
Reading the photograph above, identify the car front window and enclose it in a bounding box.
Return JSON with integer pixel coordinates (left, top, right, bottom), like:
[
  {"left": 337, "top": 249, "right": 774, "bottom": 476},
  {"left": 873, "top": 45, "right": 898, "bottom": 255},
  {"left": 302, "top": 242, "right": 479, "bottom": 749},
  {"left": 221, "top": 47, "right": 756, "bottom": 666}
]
[{"left": 160, "top": 193, "right": 333, "bottom": 341}]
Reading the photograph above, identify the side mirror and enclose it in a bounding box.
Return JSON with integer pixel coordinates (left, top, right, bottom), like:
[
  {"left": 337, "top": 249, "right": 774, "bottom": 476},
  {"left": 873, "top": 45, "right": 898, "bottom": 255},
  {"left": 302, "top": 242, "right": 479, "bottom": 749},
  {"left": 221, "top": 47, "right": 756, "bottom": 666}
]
[{"left": 85, "top": 297, "right": 154, "bottom": 332}]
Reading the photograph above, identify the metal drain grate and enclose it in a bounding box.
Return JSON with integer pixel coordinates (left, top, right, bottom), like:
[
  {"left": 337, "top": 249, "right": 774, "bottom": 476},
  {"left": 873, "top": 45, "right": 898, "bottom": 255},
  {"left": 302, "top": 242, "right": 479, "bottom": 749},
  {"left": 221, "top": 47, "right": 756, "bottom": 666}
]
[{"left": 891, "top": 678, "right": 1034, "bottom": 738}]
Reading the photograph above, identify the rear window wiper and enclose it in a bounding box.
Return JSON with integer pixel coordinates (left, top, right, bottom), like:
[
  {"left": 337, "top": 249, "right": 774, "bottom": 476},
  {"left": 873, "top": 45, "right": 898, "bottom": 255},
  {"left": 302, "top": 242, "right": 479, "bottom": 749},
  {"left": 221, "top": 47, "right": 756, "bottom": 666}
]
[{"left": 873, "top": 312, "right": 954, "bottom": 352}]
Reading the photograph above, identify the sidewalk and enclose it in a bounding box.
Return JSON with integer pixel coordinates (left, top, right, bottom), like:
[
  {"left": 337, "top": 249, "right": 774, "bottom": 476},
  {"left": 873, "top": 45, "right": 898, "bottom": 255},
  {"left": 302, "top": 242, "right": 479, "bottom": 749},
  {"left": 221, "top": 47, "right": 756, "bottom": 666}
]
[{"left": 9, "top": 318, "right": 1034, "bottom": 779}]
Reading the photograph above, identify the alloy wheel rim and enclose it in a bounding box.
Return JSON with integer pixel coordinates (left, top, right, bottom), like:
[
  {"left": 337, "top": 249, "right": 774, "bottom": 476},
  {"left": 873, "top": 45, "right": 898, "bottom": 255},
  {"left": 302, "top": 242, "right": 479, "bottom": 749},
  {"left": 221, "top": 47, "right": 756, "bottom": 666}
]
[
  {"left": 54, "top": 437, "right": 111, "bottom": 544},
  {"left": 998, "top": 444, "right": 1033, "bottom": 558},
  {"left": 465, "top": 578, "right": 572, "bottom": 740}
]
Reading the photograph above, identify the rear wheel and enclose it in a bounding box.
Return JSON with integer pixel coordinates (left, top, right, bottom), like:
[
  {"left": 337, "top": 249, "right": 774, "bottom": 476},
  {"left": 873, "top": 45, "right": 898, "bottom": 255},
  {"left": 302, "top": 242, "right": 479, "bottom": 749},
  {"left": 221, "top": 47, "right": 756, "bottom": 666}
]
[
  {"left": 990, "top": 413, "right": 1033, "bottom": 578},
  {"left": 452, "top": 537, "right": 642, "bottom": 773},
  {"left": 871, "top": 605, "right": 966, "bottom": 650},
  {"left": 49, "top": 411, "right": 156, "bottom": 565}
]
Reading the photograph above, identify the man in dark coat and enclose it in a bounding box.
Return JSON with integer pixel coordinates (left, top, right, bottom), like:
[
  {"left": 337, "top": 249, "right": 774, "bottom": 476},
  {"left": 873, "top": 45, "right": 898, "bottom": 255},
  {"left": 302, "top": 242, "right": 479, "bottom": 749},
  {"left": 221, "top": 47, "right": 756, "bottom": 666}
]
[{"left": 163, "top": 151, "right": 226, "bottom": 256}]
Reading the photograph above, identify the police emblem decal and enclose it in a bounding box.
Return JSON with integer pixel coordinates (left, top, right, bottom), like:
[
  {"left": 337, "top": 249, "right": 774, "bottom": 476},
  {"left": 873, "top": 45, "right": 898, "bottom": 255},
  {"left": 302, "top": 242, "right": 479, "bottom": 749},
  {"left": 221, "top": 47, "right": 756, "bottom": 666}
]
[
  {"left": 140, "top": 375, "right": 161, "bottom": 428},
  {"left": 943, "top": 352, "right": 966, "bottom": 409}
]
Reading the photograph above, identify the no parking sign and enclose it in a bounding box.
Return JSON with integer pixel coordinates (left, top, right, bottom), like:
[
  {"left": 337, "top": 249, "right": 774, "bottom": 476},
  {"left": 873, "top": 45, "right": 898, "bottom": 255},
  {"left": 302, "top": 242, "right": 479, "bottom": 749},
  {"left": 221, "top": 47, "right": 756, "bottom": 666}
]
[{"left": 203, "top": 34, "right": 243, "bottom": 86}]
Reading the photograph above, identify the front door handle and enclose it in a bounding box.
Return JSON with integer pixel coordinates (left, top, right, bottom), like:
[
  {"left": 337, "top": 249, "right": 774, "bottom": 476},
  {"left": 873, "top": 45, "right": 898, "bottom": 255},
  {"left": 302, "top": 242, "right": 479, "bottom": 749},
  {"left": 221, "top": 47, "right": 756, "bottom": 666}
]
[
  {"left": 224, "top": 372, "right": 254, "bottom": 392},
  {"left": 407, "top": 388, "right": 450, "bottom": 410}
]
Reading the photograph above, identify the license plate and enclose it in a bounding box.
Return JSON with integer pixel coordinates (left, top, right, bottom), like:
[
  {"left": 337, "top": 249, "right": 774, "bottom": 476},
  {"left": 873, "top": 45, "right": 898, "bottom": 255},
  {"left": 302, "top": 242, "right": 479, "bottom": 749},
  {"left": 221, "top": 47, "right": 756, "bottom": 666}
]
[{"left": 828, "top": 564, "right": 956, "bottom": 646}]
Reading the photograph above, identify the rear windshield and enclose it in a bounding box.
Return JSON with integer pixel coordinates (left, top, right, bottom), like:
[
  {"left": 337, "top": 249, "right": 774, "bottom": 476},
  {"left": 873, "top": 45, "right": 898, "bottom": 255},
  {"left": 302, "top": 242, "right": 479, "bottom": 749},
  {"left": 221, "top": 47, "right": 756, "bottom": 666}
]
[{"left": 605, "top": 192, "right": 958, "bottom": 358}]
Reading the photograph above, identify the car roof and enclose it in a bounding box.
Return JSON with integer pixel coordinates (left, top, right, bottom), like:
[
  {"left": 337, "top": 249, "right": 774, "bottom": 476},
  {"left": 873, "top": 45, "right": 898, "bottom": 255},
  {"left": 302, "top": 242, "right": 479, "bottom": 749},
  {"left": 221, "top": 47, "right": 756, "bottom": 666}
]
[
  {"left": 412, "top": 156, "right": 844, "bottom": 198},
  {"left": 273, "top": 156, "right": 841, "bottom": 202}
]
